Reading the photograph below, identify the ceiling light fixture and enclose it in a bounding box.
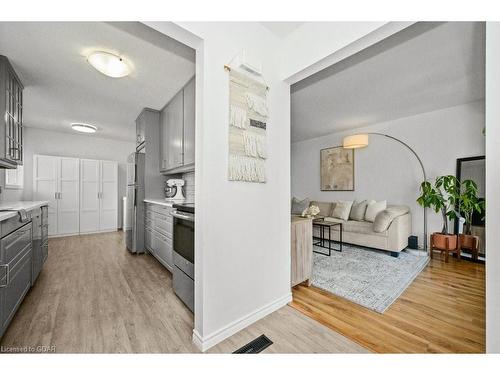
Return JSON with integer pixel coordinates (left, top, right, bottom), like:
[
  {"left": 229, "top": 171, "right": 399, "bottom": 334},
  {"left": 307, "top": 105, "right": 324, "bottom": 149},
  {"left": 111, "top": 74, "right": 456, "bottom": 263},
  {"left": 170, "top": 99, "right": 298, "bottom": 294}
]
[
  {"left": 71, "top": 123, "right": 97, "bottom": 133},
  {"left": 87, "top": 51, "right": 131, "bottom": 78}
]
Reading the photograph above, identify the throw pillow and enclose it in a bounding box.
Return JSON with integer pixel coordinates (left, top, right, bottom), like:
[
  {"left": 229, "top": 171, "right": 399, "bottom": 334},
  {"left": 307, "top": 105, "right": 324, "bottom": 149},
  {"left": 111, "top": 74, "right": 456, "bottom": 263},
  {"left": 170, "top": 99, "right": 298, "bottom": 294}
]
[
  {"left": 310, "top": 201, "right": 332, "bottom": 217},
  {"left": 291, "top": 197, "right": 310, "bottom": 215},
  {"left": 365, "top": 200, "right": 387, "bottom": 222},
  {"left": 349, "top": 200, "right": 369, "bottom": 221},
  {"left": 330, "top": 202, "right": 338, "bottom": 216},
  {"left": 373, "top": 206, "right": 410, "bottom": 232},
  {"left": 331, "top": 200, "right": 354, "bottom": 221}
]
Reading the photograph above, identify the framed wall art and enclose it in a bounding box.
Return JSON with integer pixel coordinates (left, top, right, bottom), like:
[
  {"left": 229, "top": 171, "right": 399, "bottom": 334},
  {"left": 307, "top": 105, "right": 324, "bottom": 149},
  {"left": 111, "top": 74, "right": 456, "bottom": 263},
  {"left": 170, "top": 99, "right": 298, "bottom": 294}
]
[{"left": 320, "top": 146, "right": 354, "bottom": 191}]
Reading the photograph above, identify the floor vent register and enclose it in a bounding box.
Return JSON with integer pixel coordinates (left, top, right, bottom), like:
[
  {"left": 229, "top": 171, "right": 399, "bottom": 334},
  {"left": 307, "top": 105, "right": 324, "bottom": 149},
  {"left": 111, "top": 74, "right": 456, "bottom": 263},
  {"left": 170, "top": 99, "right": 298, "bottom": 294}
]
[{"left": 233, "top": 334, "right": 273, "bottom": 354}]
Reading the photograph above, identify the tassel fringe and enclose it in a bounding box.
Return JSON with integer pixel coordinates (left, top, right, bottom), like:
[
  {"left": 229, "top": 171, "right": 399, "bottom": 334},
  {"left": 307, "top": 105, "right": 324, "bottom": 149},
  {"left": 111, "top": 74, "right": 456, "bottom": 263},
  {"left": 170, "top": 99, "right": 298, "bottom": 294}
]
[
  {"left": 243, "top": 133, "right": 267, "bottom": 159},
  {"left": 230, "top": 105, "right": 247, "bottom": 129},
  {"left": 228, "top": 155, "right": 266, "bottom": 182}
]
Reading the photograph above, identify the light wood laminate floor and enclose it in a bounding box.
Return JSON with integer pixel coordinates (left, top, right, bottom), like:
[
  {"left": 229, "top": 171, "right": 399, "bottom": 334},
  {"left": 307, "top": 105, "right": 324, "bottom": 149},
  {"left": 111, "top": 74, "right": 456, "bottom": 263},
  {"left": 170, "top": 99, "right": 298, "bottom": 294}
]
[
  {"left": 291, "top": 255, "right": 485, "bottom": 353},
  {"left": 0, "top": 232, "right": 366, "bottom": 353}
]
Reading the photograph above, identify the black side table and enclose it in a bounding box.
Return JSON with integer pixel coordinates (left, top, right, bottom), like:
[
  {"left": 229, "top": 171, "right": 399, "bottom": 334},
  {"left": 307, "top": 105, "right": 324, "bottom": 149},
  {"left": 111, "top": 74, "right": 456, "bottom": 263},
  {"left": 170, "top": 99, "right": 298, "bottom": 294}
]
[{"left": 312, "top": 219, "right": 343, "bottom": 256}]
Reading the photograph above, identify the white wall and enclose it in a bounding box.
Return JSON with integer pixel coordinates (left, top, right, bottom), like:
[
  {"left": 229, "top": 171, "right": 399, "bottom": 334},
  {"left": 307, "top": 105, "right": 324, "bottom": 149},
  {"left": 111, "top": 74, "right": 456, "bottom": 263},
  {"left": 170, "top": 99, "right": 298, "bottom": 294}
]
[
  {"left": 485, "top": 22, "right": 500, "bottom": 353},
  {"left": 151, "top": 22, "right": 292, "bottom": 350},
  {"left": 292, "top": 101, "right": 485, "bottom": 246},
  {"left": 1, "top": 127, "right": 135, "bottom": 228}
]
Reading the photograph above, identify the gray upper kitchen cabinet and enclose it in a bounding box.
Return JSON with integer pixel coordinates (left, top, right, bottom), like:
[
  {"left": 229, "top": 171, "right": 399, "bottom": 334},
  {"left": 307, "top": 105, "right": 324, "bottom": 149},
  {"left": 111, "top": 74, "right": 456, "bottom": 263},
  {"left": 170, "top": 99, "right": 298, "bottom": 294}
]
[
  {"left": 165, "top": 90, "right": 184, "bottom": 171},
  {"left": 183, "top": 78, "right": 195, "bottom": 166},
  {"left": 0, "top": 55, "right": 24, "bottom": 168},
  {"left": 159, "top": 77, "right": 195, "bottom": 174}
]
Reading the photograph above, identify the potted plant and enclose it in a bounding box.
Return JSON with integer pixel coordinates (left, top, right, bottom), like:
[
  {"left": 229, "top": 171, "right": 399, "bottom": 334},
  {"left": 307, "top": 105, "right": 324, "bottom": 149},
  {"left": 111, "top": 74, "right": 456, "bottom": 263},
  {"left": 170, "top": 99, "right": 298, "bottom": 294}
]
[
  {"left": 417, "top": 175, "right": 459, "bottom": 250},
  {"left": 457, "top": 179, "right": 485, "bottom": 252}
]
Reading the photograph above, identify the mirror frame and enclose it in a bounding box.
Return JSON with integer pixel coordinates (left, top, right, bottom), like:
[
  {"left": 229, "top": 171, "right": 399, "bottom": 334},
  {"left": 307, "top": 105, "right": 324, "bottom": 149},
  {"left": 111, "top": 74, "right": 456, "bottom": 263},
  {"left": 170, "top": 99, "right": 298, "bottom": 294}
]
[{"left": 454, "top": 155, "right": 485, "bottom": 235}]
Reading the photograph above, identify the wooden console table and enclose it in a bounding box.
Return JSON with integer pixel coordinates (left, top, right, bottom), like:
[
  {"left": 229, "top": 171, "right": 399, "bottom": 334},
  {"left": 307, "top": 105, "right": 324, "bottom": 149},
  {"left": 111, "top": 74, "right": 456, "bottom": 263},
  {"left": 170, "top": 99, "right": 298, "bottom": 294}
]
[{"left": 291, "top": 216, "right": 313, "bottom": 287}]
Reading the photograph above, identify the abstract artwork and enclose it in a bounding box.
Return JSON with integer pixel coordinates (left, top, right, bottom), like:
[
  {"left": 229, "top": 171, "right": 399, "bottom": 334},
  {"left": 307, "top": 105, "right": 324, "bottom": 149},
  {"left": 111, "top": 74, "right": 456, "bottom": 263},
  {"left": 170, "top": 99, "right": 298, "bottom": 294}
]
[
  {"left": 320, "top": 146, "right": 354, "bottom": 191},
  {"left": 228, "top": 68, "right": 268, "bottom": 183}
]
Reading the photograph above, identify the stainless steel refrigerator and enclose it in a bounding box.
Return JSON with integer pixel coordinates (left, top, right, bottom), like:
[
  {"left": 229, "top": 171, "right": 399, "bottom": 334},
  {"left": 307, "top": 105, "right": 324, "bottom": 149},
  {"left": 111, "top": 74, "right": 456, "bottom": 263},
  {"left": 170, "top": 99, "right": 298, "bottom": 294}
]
[{"left": 126, "top": 152, "right": 145, "bottom": 253}]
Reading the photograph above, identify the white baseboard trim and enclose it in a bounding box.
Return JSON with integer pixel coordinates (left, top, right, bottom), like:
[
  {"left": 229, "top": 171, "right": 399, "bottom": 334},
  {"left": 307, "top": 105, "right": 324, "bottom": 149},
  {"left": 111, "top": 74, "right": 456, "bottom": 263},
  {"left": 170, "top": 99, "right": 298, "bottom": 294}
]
[
  {"left": 79, "top": 229, "right": 118, "bottom": 235},
  {"left": 49, "top": 229, "right": 118, "bottom": 238},
  {"left": 191, "top": 292, "right": 292, "bottom": 352}
]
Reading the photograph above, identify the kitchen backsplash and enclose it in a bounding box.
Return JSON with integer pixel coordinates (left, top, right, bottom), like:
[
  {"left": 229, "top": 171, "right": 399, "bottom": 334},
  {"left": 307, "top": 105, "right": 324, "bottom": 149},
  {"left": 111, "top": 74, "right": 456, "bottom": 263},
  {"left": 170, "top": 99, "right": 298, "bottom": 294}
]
[{"left": 182, "top": 171, "right": 195, "bottom": 202}]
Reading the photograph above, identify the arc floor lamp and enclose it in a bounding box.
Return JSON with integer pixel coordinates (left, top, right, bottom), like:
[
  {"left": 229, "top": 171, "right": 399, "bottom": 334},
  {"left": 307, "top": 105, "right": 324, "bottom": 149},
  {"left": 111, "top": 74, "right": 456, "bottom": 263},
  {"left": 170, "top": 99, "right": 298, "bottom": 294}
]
[{"left": 343, "top": 133, "right": 428, "bottom": 254}]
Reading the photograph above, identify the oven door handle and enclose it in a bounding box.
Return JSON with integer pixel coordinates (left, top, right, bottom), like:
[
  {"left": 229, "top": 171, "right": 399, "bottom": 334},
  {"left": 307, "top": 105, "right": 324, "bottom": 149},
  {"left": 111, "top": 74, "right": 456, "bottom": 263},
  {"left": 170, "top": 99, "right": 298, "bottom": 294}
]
[{"left": 171, "top": 211, "right": 195, "bottom": 222}]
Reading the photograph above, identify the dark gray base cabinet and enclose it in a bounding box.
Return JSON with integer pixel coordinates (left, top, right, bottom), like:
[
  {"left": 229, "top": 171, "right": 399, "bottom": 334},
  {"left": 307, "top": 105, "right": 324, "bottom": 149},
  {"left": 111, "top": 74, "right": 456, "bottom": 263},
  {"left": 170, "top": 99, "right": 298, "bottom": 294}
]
[
  {"left": 0, "top": 221, "right": 33, "bottom": 338},
  {"left": 0, "top": 206, "right": 48, "bottom": 339}
]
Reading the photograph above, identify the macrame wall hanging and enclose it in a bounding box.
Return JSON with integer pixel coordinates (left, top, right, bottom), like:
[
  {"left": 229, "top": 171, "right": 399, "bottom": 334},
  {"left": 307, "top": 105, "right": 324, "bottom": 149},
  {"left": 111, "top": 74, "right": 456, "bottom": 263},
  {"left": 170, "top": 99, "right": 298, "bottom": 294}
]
[{"left": 227, "top": 67, "right": 268, "bottom": 183}]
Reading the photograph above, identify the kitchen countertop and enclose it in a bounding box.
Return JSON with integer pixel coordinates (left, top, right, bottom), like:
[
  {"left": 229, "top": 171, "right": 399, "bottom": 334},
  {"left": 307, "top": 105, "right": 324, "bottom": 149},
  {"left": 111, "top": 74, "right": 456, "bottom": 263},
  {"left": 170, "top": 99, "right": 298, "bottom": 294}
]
[
  {"left": 143, "top": 198, "right": 177, "bottom": 207},
  {"left": 0, "top": 201, "right": 50, "bottom": 222}
]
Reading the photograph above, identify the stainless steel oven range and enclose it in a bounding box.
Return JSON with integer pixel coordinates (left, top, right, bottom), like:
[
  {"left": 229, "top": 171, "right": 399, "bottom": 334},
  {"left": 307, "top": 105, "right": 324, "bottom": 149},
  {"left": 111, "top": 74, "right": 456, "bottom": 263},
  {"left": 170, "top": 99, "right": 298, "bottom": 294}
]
[{"left": 171, "top": 203, "right": 194, "bottom": 312}]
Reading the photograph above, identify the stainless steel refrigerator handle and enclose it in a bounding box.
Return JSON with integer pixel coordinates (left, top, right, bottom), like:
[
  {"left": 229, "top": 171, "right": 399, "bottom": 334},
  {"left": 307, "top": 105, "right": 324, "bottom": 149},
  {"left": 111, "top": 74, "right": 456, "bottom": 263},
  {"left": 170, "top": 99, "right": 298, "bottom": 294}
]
[
  {"left": 171, "top": 211, "right": 194, "bottom": 222},
  {"left": 0, "top": 264, "right": 9, "bottom": 288}
]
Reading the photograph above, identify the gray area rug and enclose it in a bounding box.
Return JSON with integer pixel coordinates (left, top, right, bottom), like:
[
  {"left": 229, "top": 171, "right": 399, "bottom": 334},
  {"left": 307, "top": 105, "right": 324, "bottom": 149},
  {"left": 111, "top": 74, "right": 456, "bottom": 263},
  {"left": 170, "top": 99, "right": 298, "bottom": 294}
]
[{"left": 312, "top": 244, "right": 429, "bottom": 313}]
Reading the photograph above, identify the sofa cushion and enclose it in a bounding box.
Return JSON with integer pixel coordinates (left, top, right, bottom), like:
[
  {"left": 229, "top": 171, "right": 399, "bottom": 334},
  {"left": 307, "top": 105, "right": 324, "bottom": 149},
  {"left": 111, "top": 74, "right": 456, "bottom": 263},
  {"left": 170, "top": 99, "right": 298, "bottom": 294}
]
[
  {"left": 331, "top": 200, "right": 353, "bottom": 221},
  {"left": 349, "top": 200, "right": 369, "bottom": 221},
  {"left": 310, "top": 201, "right": 332, "bottom": 217},
  {"left": 344, "top": 220, "right": 388, "bottom": 236},
  {"left": 291, "top": 197, "right": 310, "bottom": 215},
  {"left": 324, "top": 217, "right": 388, "bottom": 237},
  {"left": 365, "top": 200, "right": 387, "bottom": 222},
  {"left": 373, "top": 206, "right": 410, "bottom": 232}
]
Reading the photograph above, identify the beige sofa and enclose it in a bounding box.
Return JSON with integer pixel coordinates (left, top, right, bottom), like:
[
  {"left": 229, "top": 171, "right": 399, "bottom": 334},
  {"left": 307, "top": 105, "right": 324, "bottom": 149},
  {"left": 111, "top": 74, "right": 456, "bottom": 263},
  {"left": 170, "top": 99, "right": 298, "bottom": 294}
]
[{"left": 309, "top": 200, "right": 412, "bottom": 256}]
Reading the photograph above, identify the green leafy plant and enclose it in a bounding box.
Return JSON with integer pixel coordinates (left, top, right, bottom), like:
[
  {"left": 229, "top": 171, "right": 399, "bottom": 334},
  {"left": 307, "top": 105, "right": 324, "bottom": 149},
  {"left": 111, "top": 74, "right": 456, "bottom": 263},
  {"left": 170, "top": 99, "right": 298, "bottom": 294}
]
[
  {"left": 417, "top": 175, "right": 459, "bottom": 234},
  {"left": 458, "top": 179, "right": 485, "bottom": 235},
  {"left": 417, "top": 175, "right": 485, "bottom": 235}
]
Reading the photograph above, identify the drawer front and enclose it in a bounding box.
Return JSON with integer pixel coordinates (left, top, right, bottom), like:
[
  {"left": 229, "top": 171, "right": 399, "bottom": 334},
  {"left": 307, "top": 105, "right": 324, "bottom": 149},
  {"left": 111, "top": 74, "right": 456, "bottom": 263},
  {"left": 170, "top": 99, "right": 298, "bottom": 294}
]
[
  {"left": 1, "top": 223, "right": 32, "bottom": 264},
  {"left": 154, "top": 233, "right": 173, "bottom": 268},
  {"left": 1, "top": 249, "right": 32, "bottom": 335},
  {"left": 154, "top": 214, "right": 172, "bottom": 236},
  {"left": 150, "top": 204, "right": 172, "bottom": 215}
]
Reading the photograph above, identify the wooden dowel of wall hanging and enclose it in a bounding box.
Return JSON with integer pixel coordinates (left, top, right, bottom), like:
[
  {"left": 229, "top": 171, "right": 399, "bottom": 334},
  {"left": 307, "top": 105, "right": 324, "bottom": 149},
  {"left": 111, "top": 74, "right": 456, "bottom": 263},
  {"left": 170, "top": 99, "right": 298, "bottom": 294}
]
[{"left": 224, "top": 64, "right": 269, "bottom": 91}]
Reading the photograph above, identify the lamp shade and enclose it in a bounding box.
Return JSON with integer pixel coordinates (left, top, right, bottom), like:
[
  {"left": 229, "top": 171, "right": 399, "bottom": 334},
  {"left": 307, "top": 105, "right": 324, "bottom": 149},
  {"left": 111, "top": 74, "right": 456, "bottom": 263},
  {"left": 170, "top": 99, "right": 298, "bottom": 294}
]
[{"left": 343, "top": 134, "right": 369, "bottom": 149}]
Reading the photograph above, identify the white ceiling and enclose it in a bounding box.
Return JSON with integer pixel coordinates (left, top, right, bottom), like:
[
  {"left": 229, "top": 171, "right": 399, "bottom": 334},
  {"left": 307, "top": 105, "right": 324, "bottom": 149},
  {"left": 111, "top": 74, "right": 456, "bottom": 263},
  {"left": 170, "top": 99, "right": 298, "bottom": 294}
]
[
  {"left": 0, "top": 22, "right": 195, "bottom": 142},
  {"left": 291, "top": 22, "right": 485, "bottom": 142},
  {"left": 260, "top": 22, "right": 304, "bottom": 38}
]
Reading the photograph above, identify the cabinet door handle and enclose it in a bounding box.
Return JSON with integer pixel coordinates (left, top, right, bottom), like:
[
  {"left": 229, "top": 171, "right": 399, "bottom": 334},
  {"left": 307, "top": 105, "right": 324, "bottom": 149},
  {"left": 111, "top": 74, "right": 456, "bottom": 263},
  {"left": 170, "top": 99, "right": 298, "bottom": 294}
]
[
  {"left": 0, "top": 264, "right": 10, "bottom": 288},
  {"left": 54, "top": 192, "right": 57, "bottom": 199}
]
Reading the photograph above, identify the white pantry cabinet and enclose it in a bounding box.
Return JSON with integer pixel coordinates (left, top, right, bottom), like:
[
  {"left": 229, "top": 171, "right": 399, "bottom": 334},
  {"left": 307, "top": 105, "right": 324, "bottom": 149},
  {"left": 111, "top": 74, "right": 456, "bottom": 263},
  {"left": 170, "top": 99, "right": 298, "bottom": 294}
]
[
  {"left": 33, "top": 155, "right": 80, "bottom": 236},
  {"left": 33, "top": 155, "right": 118, "bottom": 237},
  {"left": 79, "top": 159, "right": 118, "bottom": 233}
]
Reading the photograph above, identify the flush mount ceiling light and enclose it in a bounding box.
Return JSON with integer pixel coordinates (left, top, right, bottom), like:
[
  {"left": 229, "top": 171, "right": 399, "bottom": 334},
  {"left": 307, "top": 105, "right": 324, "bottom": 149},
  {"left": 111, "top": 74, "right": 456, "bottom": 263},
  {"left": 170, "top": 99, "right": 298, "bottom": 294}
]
[
  {"left": 87, "top": 51, "right": 131, "bottom": 78},
  {"left": 71, "top": 123, "right": 97, "bottom": 133}
]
